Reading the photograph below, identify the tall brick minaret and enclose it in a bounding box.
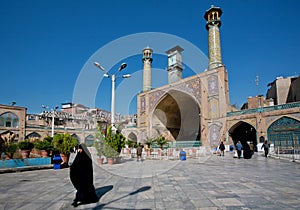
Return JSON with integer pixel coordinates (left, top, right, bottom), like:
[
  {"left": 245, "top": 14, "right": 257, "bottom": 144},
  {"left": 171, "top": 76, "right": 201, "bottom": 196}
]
[
  {"left": 204, "top": 5, "right": 223, "bottom": 70},
  {"left": 142, "top": 46, "right": 153, "bottom": 92}
]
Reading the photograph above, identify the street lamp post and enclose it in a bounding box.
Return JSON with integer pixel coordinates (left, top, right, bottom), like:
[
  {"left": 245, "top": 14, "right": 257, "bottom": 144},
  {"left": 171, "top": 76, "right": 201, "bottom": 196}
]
[
  {"left": 42, "top": 105, "right": 59, "bottom": 137},
  {"left": 94, "top": 62, "right": 130, "bottom": 131}
]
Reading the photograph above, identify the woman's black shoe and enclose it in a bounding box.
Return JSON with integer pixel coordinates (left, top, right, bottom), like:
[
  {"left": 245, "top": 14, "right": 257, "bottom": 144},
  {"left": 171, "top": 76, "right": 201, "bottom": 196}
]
[{"left": 71, "top": 201, "right": 78, "bottom": 207}]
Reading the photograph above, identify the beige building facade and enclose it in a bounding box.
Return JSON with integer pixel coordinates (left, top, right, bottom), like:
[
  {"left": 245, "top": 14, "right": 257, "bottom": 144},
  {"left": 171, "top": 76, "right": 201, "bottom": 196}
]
[
  {"left": 132, "top": 5, "right": 300, "bottom": 151},
  {"left": 136, "top": 6, "right": 230, "bottom": 148},
  {"left": 0, "top": 104, "right": 26, "bottom": 143}
]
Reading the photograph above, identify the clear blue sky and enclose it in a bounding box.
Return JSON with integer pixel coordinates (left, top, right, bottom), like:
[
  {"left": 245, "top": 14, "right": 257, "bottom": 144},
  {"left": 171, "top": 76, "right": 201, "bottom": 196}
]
[{"left": 1, "top": 0, "right": 299, "bottom": 115}]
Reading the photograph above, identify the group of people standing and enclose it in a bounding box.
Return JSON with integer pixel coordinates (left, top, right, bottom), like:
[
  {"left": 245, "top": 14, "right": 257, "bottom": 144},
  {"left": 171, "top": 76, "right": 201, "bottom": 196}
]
[{"left": 218, "top": 140, "right": 270, "bottom": 159}]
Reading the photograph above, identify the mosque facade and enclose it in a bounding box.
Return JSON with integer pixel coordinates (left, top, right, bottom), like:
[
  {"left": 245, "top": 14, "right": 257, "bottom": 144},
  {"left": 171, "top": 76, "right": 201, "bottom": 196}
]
[
  {"left": 135, "top": 6, "right": 230, "bottom": 148},
  {"left": 1, "top": 6, "right": 300, "bottom": 152},
  {"left": 125, "top": 5, "right": 300, "bottom": 151}
]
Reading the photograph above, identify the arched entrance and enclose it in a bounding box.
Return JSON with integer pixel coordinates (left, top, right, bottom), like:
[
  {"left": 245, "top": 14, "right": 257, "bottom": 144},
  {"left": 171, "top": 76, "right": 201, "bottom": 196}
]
[
  {"left": 229, "top": 121, "right": 257, "bottom": 151},
  {"left": 26, "top": 132, "right": 41, "bottom": 141},
  {"left": 151, "top": 90, "right": 201, "bottom": 142},
  {"left": 128, "top": 132, "right": 137, "bottom": 143},
  {"left": 267, "top": 116, "right": 300, "bottom": 151}
]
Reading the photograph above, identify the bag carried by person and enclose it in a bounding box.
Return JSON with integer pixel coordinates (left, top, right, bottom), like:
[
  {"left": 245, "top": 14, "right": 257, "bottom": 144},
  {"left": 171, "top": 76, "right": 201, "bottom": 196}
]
[{"left": 68, "top": 148, "right": 78, "bottom": 166}]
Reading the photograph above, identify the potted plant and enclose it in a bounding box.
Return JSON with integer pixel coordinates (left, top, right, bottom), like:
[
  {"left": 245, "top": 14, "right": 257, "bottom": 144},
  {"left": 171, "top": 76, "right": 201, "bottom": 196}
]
[
  {"left": 5, "top": 142, "right": 18, "bottom": 159},
  {"left": 145, "top": 138, "right": 155, "bottom": 156},
  {"left": 103, "top": 141, "right": 118, "bottom": 165},
  {"left": 104, "top": 126, "right": 126, "bottom": 164},
  {"left": 52, "top": 133, "right": 77, "bottom": 164},
  {"left": 35, "top": 136, "right": 53, "bottom": 157},
  {"left": 126, "top": 139, "right": 134, "bottom": 155},
  {"left": 18, "top": 140, "right": 35, "bottom": 158},
  {"left": 94, "top": 125, "right": 105, "bottom": 165},
  {"left": 154, "top": 136, "right": 169, "bottom": 156}
]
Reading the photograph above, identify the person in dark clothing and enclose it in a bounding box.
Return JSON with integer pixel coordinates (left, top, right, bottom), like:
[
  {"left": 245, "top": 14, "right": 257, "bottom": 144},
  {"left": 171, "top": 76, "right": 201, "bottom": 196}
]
[
  {"left": 249, "top": 142, "right": 254, "bottom": 155},
  {"left": 219, "top": 141, "right": 225, "bottom": 156},
  {"left": 136, "top": 143, "right": 143, "bottom": 161},
  {"left": 261, "top": 140, "right": 270, "bottom": 158},
  {"left": 70, "top": 144, "right": 99, "bottom": 207},
  {"left": 243, "top": 142, "right": 252, "bottom": 159}
]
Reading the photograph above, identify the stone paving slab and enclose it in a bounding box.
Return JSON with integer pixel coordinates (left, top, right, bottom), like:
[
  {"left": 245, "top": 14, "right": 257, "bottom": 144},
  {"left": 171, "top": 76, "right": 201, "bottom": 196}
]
[{"left": 0, "top": 153, "right": 300, "bottom": 209}]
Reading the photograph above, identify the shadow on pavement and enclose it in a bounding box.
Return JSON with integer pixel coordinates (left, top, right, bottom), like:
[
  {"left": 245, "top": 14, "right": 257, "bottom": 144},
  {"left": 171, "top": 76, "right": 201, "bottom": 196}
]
[
  {"left": 74, "top": 185, "right": 113, "bottom": 208},
  {"left": 92, "top": 186, "right": 151, "bottom": 210},
  {"left": 95, "top": 185, "right": 114, "bottom": 199}
]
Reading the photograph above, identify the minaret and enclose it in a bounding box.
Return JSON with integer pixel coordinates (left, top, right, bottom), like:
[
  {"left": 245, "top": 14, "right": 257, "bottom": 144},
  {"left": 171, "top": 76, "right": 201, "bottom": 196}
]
[
  {"left": 166, "top": 45, "right": 184, "bottom": 84},
  {"left": 142, "top": 46, "right": 153, "bottom": 92},
  {"left": 204, "top": 5, "right": 223, "bottom": 70}
]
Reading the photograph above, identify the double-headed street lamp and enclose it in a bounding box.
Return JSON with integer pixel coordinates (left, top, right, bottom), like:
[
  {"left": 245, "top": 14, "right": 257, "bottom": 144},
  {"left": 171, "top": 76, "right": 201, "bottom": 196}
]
[
  {"left": 42, "top": 105, "right": 59, "bottom": 137},
  {"left": 94, "top": 62, "right": 131, "bottom": 131}
]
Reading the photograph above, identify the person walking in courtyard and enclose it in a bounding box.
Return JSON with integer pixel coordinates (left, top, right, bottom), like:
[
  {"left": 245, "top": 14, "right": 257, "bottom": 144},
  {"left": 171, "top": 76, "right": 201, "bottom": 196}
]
[
  {"left": 235, "top": 141, "right": 243, "bottom": 159},
  {"left": 219, "top": 141, "right": 225, "bottom": 156},
  {"left": 137, "top": 143, "right": 143, "bottom": 161},
  {"left": 249, "top": 142, "right": 254, "bottom": 155},
  {"left": 261, "top": 140, "right": 270, "bottom": 158},
  {"left": 70, "top": 144, "right": 99, "bottom": 207}
]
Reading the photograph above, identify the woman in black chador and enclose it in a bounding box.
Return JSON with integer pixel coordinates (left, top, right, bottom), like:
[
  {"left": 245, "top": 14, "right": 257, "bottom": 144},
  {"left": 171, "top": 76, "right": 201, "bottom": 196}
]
[{"left": 70, "top": 144, "right": 99, "bottom": 207}]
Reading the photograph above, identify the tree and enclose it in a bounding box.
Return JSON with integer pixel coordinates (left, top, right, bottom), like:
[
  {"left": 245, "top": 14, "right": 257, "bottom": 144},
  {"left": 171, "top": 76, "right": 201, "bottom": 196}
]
[
  {"left": 145, "top": 137, "right": 155, "bottom": 149},
  {"left": 52, "top": 133, "right": 77, "bottom": 155},
  {"left": 104, "top": 125, "right": 126, "bottom": 157},
  {"left": 5, "top": 142, "right": 18, "bottom": 159},
  {"left": 154, "top": 136, "right": 169, "bottom": 149},
  {"left": 35, "top": 136, "right": 53, "bottom": 152},
  {"left": 94, "top": 125, "right": 105, "bottom": 157},
  {"left": 18, "top": 140, "right": 35, "bottom": 150},
  {"left": 126, "top": 139, "right": 134, "bottom": 148}
]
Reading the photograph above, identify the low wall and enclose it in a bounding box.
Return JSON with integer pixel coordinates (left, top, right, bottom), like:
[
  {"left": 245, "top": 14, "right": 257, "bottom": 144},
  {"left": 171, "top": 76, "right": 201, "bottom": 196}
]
[{"left": 0, "top": 157, "right": 51, "bottom": 169}]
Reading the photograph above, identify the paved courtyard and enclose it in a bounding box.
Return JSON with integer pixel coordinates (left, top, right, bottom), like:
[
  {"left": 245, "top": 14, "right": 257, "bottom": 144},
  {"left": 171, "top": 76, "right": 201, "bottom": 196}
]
[{"left": 0, "top": 152, "right": 299, "bottom": 210}]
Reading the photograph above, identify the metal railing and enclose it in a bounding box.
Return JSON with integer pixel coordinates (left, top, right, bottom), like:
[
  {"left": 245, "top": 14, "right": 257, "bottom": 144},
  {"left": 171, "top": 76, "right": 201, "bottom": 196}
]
[
  {"left": 120, "top": 145, "right": 212, "bottom": 160},
  {"left": 227, "top": 101, "right": 300, "bottom": 117},
  {"left": 270, "top": 145, "right": 300, "bottom": 161}
]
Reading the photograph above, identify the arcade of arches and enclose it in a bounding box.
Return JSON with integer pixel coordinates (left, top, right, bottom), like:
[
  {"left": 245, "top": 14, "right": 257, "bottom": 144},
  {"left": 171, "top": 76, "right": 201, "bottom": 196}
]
[{"left": 227, "top": 115, "right": 300, "bottom": 150}]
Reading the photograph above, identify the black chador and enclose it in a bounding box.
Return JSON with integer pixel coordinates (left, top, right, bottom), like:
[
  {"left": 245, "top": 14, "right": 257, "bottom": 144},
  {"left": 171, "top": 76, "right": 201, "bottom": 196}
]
[{"left": 70, "top": 144, "right": 99, "bottom": 207}]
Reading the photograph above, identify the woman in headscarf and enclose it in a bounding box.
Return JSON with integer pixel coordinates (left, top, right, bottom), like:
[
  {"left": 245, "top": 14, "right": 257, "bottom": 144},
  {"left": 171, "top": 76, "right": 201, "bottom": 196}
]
[{"left": 70, "top": 143, "right": 99, "bottom": 207}]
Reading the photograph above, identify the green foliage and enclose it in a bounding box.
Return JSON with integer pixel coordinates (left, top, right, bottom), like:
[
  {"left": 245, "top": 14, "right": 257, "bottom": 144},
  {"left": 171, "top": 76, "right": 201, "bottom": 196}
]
[
  {"left": 154, "top": 136, "right": 169, "bottom": 149},
  {"left": 5, "top": 143, "right": 18, "bottom": 154},
  {"left": 44, "top": 136, "right": 53, "bottom": 143},
  {"left": 126, "top": 139, "right": 134, "bottom": 148},
  {"left": 145, "top": 137, "right": 155, "bottom": 148},
  {"left": 94, "top": 125, "right": 105, "bottom": 157},
  {"left": 52, "top": 133, "right": 77, "bottom": 155},
  {"left": 35, "top": 137, "right": 53, "bottom": 151},
  {"left": 103, "top": 141, "right": 118, "bottom": 158},
  {"left": 104, "top": 125, "right": 126, "bottom": 157},
  {"left": 18, "top": 140, "right": 35, "bottom": 150}
]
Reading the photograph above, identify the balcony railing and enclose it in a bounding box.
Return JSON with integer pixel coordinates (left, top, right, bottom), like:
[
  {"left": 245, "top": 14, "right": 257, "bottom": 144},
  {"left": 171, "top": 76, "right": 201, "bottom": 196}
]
[{"left": 227, "top": 101, "right": 300, "bottom": 117}]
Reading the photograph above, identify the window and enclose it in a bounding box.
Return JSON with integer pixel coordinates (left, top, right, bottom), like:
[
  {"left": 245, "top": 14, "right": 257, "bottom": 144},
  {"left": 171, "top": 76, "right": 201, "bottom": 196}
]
[
  {"left": 0, "top": 112, "right": 19, "bottom": 128},
  {"left": 28, "top": 115, "right": 36, "bottom": 120},
  {"left": 85, "top": 134, "right": 94, "bottom": 147}
]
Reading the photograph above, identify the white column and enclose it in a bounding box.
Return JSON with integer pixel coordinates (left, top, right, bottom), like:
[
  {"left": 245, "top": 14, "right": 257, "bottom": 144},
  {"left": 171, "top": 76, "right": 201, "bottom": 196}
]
[
  {"left": 111, "top": 74, "right": 116, "bottom": 126},
  {"left": 51, "top": 110, "right": 55, "bottom": 137}
]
